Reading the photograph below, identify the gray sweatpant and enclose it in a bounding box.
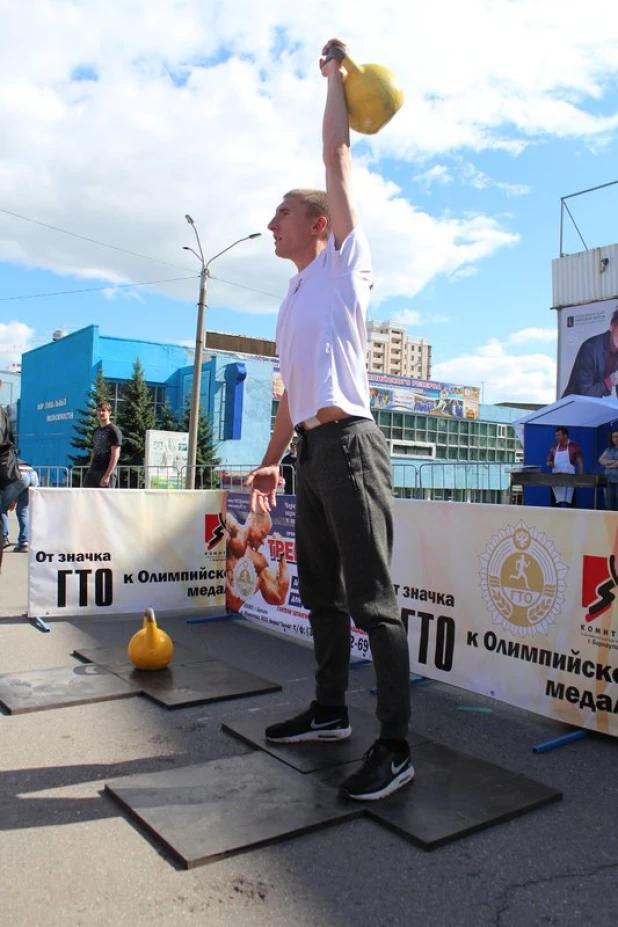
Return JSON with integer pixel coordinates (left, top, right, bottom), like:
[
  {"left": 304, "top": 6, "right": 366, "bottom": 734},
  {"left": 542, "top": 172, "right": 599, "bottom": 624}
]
[{"left": 295, "top": 417, "right": 411, "bottom": 741}]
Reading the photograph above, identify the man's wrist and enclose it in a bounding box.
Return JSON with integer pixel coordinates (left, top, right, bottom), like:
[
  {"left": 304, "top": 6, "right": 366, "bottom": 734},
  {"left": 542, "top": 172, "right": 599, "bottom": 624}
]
[{"left": 327, "top": 66, "right": 345, "bottom": 84}]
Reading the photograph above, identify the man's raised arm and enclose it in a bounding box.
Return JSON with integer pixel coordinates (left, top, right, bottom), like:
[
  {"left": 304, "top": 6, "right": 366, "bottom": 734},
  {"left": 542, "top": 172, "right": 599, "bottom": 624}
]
[{"left": 320, "top": 39, "right": 357, "bottom": 249}]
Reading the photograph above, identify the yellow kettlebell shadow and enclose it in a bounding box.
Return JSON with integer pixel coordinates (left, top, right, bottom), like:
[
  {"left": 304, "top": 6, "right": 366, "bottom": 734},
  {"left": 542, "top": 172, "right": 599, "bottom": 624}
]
[
  {"left": 340, "top": 54, "right": 404, "bottom": 135},
  {"left": 128, "top": 607, "right": 174, "bottom": 671}
]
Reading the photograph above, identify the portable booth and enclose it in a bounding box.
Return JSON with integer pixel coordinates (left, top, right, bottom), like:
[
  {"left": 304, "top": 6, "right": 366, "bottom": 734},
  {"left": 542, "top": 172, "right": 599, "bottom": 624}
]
[{"left": 513, "top": 395, "right": 618, "bottom": 509}]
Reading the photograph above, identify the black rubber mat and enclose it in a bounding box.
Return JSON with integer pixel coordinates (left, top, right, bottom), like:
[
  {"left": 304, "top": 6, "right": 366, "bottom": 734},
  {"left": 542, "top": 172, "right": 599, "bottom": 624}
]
[
  {"left": 108, "top": 661, "right": 281, "bottom": 708},
  {"left": 106, "top": 751, "right": 363, "bottom": 868},
  {"left": 222, "top": 706, "right": 429, "bottom": 773},
  {"left": 0, "top": 664, "right": 139, "bottom": 714}
]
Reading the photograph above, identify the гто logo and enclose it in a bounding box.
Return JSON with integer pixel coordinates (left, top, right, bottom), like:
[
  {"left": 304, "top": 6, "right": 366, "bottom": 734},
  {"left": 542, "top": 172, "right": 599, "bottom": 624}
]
[
  {"left": 479, "top": 521, "right": 567, "bottom": 637},
  {"left": 232, "top": 556, "right": 258, "bottom": 600}
]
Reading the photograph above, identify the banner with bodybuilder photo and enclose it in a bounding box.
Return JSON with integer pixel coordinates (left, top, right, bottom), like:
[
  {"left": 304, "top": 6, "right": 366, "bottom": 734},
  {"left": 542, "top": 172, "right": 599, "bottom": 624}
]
[
  {"left": 225, "top": 491, "right": 372, "bottom": 661},
  {"left": 28, "top": 488, "right": 227, "bottom": 616},
  {"left": 557, "top": 298, "right": 618, "bottom": 399},
  {"left": 393, "top": 499, "right": 618, "bottom": 737}
]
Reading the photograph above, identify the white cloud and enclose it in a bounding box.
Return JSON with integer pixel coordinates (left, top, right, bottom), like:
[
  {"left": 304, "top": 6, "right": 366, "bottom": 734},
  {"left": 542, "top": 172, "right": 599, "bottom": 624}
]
[
  {"left": 0, "top": 321, "right": 36, "bottom": 367},
  {"left": 413, "top": 165, "right": 453, "bottom": 192},
  {"left": 507, "top": 327, "right": 557, "bottom": 345},
  {"left": 461, "top": 163, "right": 531, "bottom": 197},
  {"left": 387, "top": 308, "right": 451, "bottom": 328},
  {"left": 358, "top": 169, "right": 520, "bottom": 303},
  {"left": 450, "top": 266, "right": 479, "bottom": 281},
  {"left": 390, "top": 309, "right": 423, "bottom": 327},
  {"left": 0, "top": 0, "right": 617, "bottom": 318},
  {"left": 432, "top": 336, "right": 557, "bottom": 404}
]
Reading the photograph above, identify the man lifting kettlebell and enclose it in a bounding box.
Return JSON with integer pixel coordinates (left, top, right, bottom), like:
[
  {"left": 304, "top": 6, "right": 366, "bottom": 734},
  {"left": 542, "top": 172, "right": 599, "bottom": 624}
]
[{"left": 245, "top": 39, "right": 413, "bottom": 802}]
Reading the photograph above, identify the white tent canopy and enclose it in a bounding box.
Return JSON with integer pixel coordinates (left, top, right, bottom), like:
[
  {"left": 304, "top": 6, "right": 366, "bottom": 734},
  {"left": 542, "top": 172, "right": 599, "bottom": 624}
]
[{"left": 513, "top": 395, "right": 618, "bottom": 444}]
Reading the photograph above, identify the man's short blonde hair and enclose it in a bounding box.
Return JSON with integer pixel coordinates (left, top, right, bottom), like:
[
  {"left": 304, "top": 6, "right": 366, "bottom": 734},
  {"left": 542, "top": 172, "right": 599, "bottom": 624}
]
[{"left": 285, "top": 189, "right": 330, "bottom": 237}]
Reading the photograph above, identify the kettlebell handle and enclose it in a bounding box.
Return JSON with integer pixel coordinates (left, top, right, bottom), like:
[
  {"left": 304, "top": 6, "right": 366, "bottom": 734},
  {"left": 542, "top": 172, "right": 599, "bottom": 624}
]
[{"left": 323, "top": 45, "right": 349, "bottom": 66}]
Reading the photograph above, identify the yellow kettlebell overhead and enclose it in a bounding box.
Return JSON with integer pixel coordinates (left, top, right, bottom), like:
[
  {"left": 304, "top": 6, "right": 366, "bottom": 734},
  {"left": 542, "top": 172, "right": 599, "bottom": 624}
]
[
  {"left": 128, "top": 607, "right": 174, "bottom": 671},
  {"left": 328, "top": 46, "right": 404, "bottom": 135}
]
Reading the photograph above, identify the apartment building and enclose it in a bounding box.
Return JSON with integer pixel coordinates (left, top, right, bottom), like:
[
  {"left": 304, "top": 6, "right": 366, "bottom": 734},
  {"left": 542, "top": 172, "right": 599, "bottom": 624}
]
[{"left": 366, "top": 320, "right": 431, "bottom": 378}]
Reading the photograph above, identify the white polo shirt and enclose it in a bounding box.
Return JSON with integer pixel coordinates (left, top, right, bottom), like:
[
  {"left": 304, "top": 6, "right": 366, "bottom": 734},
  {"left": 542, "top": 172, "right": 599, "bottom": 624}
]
[{"left": 276, "top": 225, "right": 373, "bottom": 428}]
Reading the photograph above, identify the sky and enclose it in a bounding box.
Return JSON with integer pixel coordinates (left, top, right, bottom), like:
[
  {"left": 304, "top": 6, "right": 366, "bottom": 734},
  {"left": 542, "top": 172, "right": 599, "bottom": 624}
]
[{"left": 1, "top": 0, "right": 618, "bottom": 405}]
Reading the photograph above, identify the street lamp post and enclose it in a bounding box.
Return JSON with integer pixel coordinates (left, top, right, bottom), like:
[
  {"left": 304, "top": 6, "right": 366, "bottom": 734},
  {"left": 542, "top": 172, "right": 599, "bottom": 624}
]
[{"left": 183, "top": 216, "right": 261, "bottom": 489}]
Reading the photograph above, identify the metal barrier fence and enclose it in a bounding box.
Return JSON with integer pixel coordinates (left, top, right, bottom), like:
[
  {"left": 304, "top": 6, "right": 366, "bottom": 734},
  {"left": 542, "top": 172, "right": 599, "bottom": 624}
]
[
  {"left": 182, "top": 466, "right": 247, "bottom": 492},
  {"left": 418, "top": 462, "right": 512, "bottom": 503},
  {"left": 31, "top": 466, "right": 71, "bottom": 487},
  {"left": 71, "top": 465, "right": 192, "bottom": 489},
  {"left": 391, "top": 463, "right": 419, "bottom": 498},
  {"left": 69, "top": 465, "right": 292, "bottom": 492},
  {"left": 28, "top": 461, "right": 514, "bottom": 502}
]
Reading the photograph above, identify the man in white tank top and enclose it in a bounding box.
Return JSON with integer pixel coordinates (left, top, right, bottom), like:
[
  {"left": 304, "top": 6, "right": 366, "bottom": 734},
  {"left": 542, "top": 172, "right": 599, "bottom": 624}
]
[
  {"left": 546, "top": 426, "right": 583, "bottom": 506},
  {"left": 246, "top": 39, "right": 413, "bottom": 802}
]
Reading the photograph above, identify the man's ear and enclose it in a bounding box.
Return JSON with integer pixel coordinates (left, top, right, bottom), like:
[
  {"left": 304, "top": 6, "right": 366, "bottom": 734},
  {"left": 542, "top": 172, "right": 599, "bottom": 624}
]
[{"left": 312, "top": 215, "right": 329, "bottom": 237}]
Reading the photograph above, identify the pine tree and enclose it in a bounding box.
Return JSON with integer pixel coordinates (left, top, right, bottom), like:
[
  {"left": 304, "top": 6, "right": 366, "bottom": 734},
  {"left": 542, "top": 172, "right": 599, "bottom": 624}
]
[
  {"left": 156, "top": 400, "right": 181, "bottom": 433},
  {"left": 180, "top": 404, "right": 221, "bottom": 488},
  {"left": 115, "top": 358, "right": 156, "bottom": 467},
  {"left": 69, "top": 365, "right": 110, "bottom": 469}
]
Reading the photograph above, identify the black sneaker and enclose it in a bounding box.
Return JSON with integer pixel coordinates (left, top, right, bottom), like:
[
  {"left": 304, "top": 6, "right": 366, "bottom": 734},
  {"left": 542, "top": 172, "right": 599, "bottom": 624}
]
[
  {"left": 339, "top": 739, "right": 414, "bottom": 801},
  {"left": 265, "top": 701, "right": 352, "bottom": 743},
  {"left": 2, "top": 539, "right": 10, "bottom": 549},
  {"left": 14, "top": 543, "right": 29, "bottom": 553}
]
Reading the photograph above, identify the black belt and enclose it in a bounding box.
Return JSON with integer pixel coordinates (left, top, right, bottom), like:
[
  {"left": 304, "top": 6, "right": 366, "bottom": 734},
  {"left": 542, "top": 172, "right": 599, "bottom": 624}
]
[{"left": 295, "top": 415, "right": 366, "bottom": 437}]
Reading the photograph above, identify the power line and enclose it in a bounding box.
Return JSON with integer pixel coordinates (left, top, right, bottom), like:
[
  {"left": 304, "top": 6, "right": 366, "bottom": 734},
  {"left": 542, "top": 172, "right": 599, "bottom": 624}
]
[
  {"left": 0, "top": 273, "right": 285, "bottom": 303},
  {"left": 0, "top": 206, "right": 193, "bottom": 272},
  {"left": 210, "top": 274, "right": 283, "bottom": 301},
  {"left": 0, "top": 205, "right": 283, "bottom": 301},
  {"left": 0, "top": 275, "right": 197, "bottom": 302}
]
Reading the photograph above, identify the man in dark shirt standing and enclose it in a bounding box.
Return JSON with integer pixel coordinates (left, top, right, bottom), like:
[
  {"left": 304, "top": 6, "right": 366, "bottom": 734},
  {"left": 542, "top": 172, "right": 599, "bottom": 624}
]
[
  {"left": 84, "top": 402, "right": 122, "bottom": 488},
  {"left": 280, "top": 440, "right": 298, "bottom": 495}
]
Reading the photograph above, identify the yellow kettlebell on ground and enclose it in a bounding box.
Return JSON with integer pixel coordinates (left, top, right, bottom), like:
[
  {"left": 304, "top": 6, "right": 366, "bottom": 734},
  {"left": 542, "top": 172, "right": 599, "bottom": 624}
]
[
  {"left": 128, "top": 607, "right": 174, "bottom": 671},
  {"left": 326, "top": 44, "right": 404, "bottom": 135}
]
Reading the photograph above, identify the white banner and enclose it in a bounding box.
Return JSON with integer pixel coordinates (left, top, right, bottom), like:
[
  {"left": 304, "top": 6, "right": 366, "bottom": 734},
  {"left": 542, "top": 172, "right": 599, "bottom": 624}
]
[
  {"left": 28, "top": 487, "right": 618, "bottom": 734},
  {"left": 393, "top": 500, "right": 618, "bottom": 737},
  {"left": 28, "top": 488, "right": 226, "bottom": 617},
  {"left": 225, "top": 492, "right": 372, "bottom": 662}
]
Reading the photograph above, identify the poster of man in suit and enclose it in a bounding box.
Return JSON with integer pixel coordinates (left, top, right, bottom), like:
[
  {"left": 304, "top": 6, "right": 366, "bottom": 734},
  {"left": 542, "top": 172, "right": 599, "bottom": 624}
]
[{"left": 559, "top": 300, "right": 618, "bottom": 399}]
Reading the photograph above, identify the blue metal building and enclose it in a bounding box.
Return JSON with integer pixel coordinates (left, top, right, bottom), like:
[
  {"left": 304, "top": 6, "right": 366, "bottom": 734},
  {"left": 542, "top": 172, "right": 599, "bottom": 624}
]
[
  {"left": 17, "top": 326, "right": 273, "bottom": 469},
  {"left": 16, "top": 324, "right": 531, "bottom": 503}
]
